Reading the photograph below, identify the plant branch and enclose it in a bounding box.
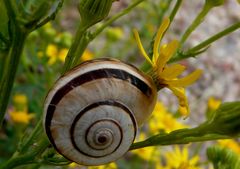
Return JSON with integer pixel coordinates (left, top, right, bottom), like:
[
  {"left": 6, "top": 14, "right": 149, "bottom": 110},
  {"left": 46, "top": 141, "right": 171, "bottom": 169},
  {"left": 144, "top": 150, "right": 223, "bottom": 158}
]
[
  {"left": 0, "top": 28, "right": 27, "bottom": 125},
  {"left": 62, "top": 23, "right": 89, "bottom": 73},
  {"left": 180, "top": 2, "right": 212, "bottom": 44},
  {"left": 0, "top": 136, "right": 50, "bottom": 169},
  {"left": 91, "top": 0, "right": 146, "bottom": 40},
  {"left": 169, "top": 0, "right": 183, "bottom": 22},
  {"left": 170, "top": 21, "right": 240, "bottom": 62},
  {"left": 130, "top": 127, "right": 231, "bottom": 150},
  {"left": 34, "top": 0, "right": 64, "bottom": 30},
  {"left": 187, "top": 21, "right": 240, "bottom": 54}
]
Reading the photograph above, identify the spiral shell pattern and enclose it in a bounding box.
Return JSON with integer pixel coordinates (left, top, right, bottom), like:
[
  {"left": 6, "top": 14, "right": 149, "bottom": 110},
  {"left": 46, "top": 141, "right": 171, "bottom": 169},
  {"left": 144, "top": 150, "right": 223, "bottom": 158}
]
[{"left": 43, "top": 58, "right": 157, "bottom": 165}]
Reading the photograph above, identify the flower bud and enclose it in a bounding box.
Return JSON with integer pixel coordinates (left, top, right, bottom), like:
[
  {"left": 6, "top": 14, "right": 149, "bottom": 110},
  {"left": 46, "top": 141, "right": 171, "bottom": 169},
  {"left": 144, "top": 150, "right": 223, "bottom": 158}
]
[
  {"left": 78, "top": 0, "right": 117, "bottom": 28},
  {"left": 203, "top": 102, "right": 240, "bottom": 137},
  {"left": 207, "top": 146, "right": 240, "bottom": 169}
]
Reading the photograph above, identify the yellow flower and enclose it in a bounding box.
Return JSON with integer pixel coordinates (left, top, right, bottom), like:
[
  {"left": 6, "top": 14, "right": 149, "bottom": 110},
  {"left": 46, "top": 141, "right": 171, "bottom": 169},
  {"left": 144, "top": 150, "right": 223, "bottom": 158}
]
[
  {"left": 81, "top": 49, "right": 94, "bottom": 61},
  {"left": 164, "top": 146, "right": 201, "bottom": 169},
  {"left": 37, "top": 51, "right": 44, "bottom": 58},
  {"left": 134, "top": 18, "right": 202, "bottom": 116},
  {"left": 9, "top": 111, "right": 34, "bottom": 124},
  {"left": 13, "top": 93, "right": 28, "bottom": 112},
  {"left": 149, "top": 102, "right": 188, "bottom": 133},
  {"left": 59, "top": 48, "right": 68, "bottom": 62},
  {"left": 218, "top": 139, "right": 240, "bottom": 155},
  {"left": 46, "top": 44, "right": 70, "bottom": 64},
  {"left": 207, "top": 97, "right": 221, "bottom": 110},
  {"left": 88, "top": 162, "right": 117, "bottom": 169},
  {"left": 68, "top": 162, "right": 79, "bottom": 168},
  {"left": 13, "top": 94, "right": 27, "bottom": 105},
  {"left": 46, "top": 44, "right": 58, "bottom": 65}
]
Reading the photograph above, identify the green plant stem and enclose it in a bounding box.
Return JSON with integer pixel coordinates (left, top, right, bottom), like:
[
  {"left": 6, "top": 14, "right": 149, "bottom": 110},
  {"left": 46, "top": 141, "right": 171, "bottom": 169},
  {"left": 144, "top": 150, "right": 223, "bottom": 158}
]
[
  {"left": 180, "top": 2, "right": 212, "bottom": 44},
  {"left": 0, "top": 136, "right": 49, "bottom": 169},
  {"left": 170, "top": 21, "right": 240, "bottom": 62},
  {"left": 0, "top": 28, "right": 27, "bottom": 125},
  {"left": 92, "top": 0, "right": 146, "bottom": 39},
  {"left": 62, "top": 23, "right": 89, "bottom": 73},
  {"left": 169, "top": 0, "right": 182, "bottom": 22},
  {"left": 74, "top": 35, "right": 89, "bottom": 66},
  {"left": 19, "top": 119, "right": 44, "bottom": 153},
  {"left": 187, "top": 21, "right": 240, "bottom": 54},
  {"left": 63, "top": 0, "right": 146, "bottom": 72},
  {"left": 130, "top": 126, "right": 231, "bottom": 150}
]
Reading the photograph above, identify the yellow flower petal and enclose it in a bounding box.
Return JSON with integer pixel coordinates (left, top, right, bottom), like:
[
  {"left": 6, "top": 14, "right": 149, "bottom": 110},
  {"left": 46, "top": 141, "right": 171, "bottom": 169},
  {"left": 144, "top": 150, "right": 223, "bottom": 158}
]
[
  {"left": 166, "top": 69, "right": 202, "bottom": 87},
  {"left": 168, "top": 87, "right": 189, "bottom": 116},
  {"left": 46, "top": 44, "right": 58, "bottom": 58},
  {"left": 208, "top": 97, "right": 221, "bottom": 110},
  {"left": 179, "top": 106, "right": 189, "bottom": 117},
  {"left": 156, "top": 40, "right": 179, "bottom": 72},
  {"left": 161, "top": 40, "right": 179, "bottom": 59},
  {"left": 153, "top": 18, "right": 170, "bottom": 63},
  {"left": 160, "top": 64, "right": 186, "bottom": 79},
  {"left": 133, "top": 29, "right": 153, "bottom": 65},
  {"left": 81, "top": 49, "right": 93, "bottom": 61},
  {"left": 9, "top": 111, "right": 34, "bottom": 124},
  {"left": 58, "top": 48, "right": 68, "bottom": 62}
]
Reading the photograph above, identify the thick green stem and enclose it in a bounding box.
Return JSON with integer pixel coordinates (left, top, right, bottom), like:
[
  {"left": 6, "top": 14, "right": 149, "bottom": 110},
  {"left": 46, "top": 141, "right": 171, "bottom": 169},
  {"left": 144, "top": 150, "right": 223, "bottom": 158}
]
[
  {"left": 130, "top": 126, "right": 231, "bottom": 150},
  {"left": 74, "top": 35, "right": 90, "bottom": 66},
  {"left": 62, "top": 23, "right": 89, "bottom": 73},
  {"left": 180, "top": 3, "right": 212, "bottom": 44},
  {"left": 0, "top": 28, "right": 27, "bottom": 125}
]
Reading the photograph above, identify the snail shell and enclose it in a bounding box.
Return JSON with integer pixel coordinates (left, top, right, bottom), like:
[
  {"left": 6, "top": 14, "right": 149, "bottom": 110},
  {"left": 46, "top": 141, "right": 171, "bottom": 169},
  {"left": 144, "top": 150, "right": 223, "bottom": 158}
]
[{"left": 43, "top": 58, "right": 157, "bottom": 165}]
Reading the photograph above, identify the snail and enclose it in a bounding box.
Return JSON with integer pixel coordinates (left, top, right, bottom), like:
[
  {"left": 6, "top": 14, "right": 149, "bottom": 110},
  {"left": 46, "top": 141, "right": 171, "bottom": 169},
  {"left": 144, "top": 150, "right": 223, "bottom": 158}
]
[{"left": 43, "top": 58, "right": 157, "bottom": 165}]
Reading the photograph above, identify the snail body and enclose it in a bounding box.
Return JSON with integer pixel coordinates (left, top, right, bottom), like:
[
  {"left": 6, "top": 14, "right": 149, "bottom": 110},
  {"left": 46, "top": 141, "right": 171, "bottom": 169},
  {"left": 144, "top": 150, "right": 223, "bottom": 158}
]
[{"left": 43, "top": 58, "right": 157, "bottom": 165}]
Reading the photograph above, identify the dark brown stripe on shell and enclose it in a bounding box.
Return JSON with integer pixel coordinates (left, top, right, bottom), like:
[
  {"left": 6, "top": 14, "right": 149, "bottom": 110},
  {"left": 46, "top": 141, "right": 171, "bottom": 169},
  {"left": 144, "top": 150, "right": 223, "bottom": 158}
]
[{"left": 50, "top": 68, "right": 152, "bottom": 106}]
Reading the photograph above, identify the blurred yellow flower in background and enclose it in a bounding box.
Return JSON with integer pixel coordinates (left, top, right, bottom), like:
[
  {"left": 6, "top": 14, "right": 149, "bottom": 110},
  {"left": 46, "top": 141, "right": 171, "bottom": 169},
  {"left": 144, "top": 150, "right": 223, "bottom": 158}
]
[
  {"left": 134, "top": 18, "right": 202, "bottom": 117},
  {"left": 218, "top": 139, "right": 240, "bottom": 155},
  {"left": 81, "top": 49, "right": 94, "bottom": 61},
  {"left": 164, "top": 146, "right": 201, "bottom": 169},
  {"left": 59, "top": 48, "right": 69, "bottom": 62},
  {"left": 88, "top": 162, "right": 117, "bottom": 169},
  {"left": 149, "top": 102, "right": 188, "bottom": 133},
  {"left": 68, "top": 162, "right": 78, "bottom": 168},
  {"left": 9, "top": 94, "right": 34, "bottom": 124},
  {"left": 13, "top": 94, "right": 27, "bottom": 106},
  {"left": 207, "top": 97, "right": 221, "bottom": 110},
  {"left": 46, "top": 44, "right": 69, "bottom": 65},
  {"left": 9, "top": 111, "right": 34, "bottom": 124},
  {"left": 13, "top": 94, "right": 28, "bottom": 112}
]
